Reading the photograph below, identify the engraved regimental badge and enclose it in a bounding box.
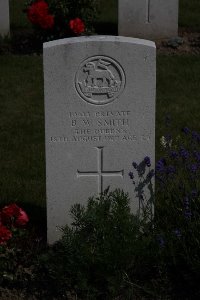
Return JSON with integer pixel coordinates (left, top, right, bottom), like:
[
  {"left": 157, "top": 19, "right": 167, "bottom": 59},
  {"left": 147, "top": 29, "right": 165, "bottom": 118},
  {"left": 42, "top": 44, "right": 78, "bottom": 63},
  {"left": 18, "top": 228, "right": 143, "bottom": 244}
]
[{"left": 75, "top": 56, "right": 125, "bottom": 105}]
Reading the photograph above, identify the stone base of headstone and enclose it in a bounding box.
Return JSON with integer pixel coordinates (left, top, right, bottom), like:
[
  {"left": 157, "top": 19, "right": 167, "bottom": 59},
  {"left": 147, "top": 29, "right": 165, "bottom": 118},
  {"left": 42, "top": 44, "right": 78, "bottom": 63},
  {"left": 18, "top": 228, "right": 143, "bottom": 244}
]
[
  {"left": 0, "top": 0, "right": 10, "bottom": 37},
  {"left": 118, "top": 0, "right": 179, "bottom": 40}
]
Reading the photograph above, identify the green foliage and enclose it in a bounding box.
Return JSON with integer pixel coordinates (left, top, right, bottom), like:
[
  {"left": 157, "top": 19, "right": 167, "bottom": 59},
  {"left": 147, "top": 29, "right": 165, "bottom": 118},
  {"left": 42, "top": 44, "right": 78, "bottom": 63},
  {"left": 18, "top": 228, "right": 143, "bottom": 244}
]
[
  {"left": 130, "top": 128, "right": 200, "bottom": 298},
  {"left": 36, "top": 190, "right": 158, "bottom": 299},
  {"left": 156, "top": 131, "right": 200, "bottom": 228},
  {"left": 0, "top": 230, "right": 37, "bottom": 290},
  {"left": 154, "top": 129, "right": 200, "bottom": 297},
  {"left": 24, "top": 0, "right": 100, "bottom": 42},
  {"left": 0, "top": 35, "right": 11, "bottom": 54},
  {"left": 1, "top": 184, "right": 200, "bottom": 298}
]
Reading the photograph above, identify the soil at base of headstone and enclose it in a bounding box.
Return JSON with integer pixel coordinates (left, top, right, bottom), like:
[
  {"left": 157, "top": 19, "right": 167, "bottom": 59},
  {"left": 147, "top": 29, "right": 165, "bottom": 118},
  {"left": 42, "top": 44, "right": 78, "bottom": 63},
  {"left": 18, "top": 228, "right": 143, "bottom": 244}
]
[
  {"left": 0, "top": 27, "right": 200, "bottom": 56},
  {"left": 156, "top": 28, "right": 200, "bottom": 55}
]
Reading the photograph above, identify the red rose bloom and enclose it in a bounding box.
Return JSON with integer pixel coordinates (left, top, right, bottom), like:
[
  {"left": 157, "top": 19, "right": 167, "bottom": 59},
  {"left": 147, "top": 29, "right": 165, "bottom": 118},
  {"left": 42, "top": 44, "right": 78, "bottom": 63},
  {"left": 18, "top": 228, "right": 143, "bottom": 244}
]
[
  {"left": 15, "top": 208, "right": 29, "bottom": 227},
  {"left": 1, "top": 204, "right": 20, "bottom": 224},
  {"left": 69, "top": 18, "right": 85, "bottom": 34},
  {"left": 27, "top": 0, "right": 54, "bottom": 29},
  {"left": 27, "top": 0, "right": 49, "bottom": 24},
  {"left": 39, "top": 14, "right": 54, "bottom": 29},
  {"left": 0, "top": 225, "right": 12, "bottom": 245},
  {"left": 1, "top": 204, "right": 29, "bottom": 227}
]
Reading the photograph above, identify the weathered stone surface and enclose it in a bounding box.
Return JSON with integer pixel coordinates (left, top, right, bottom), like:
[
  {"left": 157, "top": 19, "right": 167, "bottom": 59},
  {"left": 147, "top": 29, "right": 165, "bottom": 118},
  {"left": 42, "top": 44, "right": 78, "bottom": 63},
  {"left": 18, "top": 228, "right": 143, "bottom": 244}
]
[
  {"left": 44, "top": 36, "right": 156, "bottom": 244},
  {"left": 118, "top": 0, "right": 179, "bottom": 39},
  {"left": 0, "top": 0, "right": 10, "bottom": 37}
]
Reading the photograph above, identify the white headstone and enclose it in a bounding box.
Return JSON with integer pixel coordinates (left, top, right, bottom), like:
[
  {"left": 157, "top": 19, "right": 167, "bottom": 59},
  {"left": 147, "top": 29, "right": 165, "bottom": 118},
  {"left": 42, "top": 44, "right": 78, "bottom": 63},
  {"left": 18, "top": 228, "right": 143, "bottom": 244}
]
[
  {"left": 118, "top": 0, "right": 179, "bottom": 39},
  {"left": 0, "top": 0, "right": 10, "bottom": 37},
  {"left": 44, "top": 36, "right": 156, "bottom": 244}
]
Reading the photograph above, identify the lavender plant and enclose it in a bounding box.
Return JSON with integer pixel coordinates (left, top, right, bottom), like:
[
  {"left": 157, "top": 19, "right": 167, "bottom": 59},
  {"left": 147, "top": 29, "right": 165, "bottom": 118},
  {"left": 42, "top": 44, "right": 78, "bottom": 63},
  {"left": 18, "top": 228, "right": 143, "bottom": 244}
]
[
  {"left": 156, "top": 128, "right": 200, "bottom": 229},
  {"left": 129, "top": 127, "right": 200, "bottom": 297},
  {"left": 129, "top": 155, "right": 154, "bottom": 224}
]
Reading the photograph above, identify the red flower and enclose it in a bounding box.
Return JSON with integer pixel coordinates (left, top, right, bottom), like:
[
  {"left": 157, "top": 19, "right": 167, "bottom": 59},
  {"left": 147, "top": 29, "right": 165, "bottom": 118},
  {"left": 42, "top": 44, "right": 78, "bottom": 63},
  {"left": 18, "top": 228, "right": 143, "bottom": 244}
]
[
  {"left": 15, "top": 208, "right": 29, "bottom": 227},
  {"left": 39, "top": 14, "right": 54, "bottom": 29},
  {"left": 69, "top": 18, "right": 85, "bottom": 34},
  {"left": 27, "top": 0, "right": 54, "bottom": 29},
  {"left": 0, "top": 225, "right": 12, "bottom": 245},
  {"left": 1, "top": 204, "right": 20, "bottom": 224},
  {"left": 1, "top": 204, "right": 29, "bottom": 227}
]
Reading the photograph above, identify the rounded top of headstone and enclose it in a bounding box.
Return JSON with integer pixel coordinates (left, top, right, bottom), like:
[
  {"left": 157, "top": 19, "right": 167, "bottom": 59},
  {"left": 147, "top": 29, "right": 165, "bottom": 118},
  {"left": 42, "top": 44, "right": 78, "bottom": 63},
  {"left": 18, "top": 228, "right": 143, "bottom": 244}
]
[{"left": 43, "top": 36, "right": 156, "bottom": 49}]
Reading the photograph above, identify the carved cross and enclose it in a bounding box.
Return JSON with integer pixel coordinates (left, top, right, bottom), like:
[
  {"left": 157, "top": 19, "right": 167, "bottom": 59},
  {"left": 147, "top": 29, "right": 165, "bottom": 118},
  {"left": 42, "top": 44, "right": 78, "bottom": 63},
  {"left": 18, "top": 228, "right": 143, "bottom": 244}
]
[{"left": 77, "top": 147, "right": 124, "bottom": 194}]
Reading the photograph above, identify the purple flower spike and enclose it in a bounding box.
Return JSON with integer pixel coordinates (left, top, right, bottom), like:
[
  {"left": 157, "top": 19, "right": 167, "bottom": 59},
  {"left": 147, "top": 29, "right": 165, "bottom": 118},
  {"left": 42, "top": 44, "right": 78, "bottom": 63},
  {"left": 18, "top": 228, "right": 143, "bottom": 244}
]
[
  {"left": 184, "top": 210, "right": 192, "bottom": 219},
  {"left": 167, "top": 165, "right": 176, "bottom": 174},
  {"left": 191, "top": 190, "right": 198, "bottom": 197},
  {"left": 192, "top": 131, "right": 200, "bottom": 142},
  {"left": 183, "top": 197, "right": 192, "bottom": 219},
  {"left": 132, "top": 162, "right": 138, "bottom": 169},
  {"left": 157, "top": 235, "right": 165, "bottom": 248},
  {"left": 173, "top": 229, "right": 182, "bottom": 238},
  {"left": 128, "top": 171, "right": 134, "bottom": 180},
  {"left": 182, "top": 127, "right": 190, "bottom": 134},
  {"left": 183, "top": 197, "right": 190, "bottom": 208},
  {"left": 170, "top": 151, "right": 179, "bottom": 159},
  {"left": 189, "top": 164, "right": 198, "bottom": 173},
  {"left": 180, "top": 147, "right": 189, "bottom": 159},
  {"left": 147, "top": 170, "right": 155, "bottom": 179},
  {"left": 144, "top": 156, "right": 151, "bottom": 167},
  {"left": 156, "top": 158, "right": 166, "bottom": 172},
  {"left": 194, "top": 151, "right": 200, "bottom": 162}
]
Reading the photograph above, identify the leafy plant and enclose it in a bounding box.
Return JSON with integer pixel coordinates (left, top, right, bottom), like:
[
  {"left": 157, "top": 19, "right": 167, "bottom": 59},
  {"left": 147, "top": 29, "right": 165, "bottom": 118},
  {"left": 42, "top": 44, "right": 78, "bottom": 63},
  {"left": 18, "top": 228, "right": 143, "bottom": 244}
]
[
  {"left": 36, "top": 189, "right": 158, "bottom": 299},
  {"left": 24, "top": 0, "right": 99, "bottom": 42},
  {"left": 156, "top": 129, "right": 200, "bottom": 296},
  {"left": 129, "top": 127, "right": 200, "bottom": 298},
  {"left": 0, "top": 203, "right": 31, "bottom": 288}
]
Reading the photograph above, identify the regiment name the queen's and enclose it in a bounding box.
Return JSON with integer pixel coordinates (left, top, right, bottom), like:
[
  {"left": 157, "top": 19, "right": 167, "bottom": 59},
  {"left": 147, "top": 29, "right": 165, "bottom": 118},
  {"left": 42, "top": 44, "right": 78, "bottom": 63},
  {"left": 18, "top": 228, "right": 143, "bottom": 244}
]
[{"left": 80, "top": 85, "right": 120, "bottom": 93}]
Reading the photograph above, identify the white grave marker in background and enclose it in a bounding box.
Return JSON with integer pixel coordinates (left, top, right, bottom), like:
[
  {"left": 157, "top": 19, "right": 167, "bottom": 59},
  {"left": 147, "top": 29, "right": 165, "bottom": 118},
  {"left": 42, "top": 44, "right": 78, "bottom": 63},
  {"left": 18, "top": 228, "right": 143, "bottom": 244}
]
[
  {"left": 0, "top": 0, "right": 10, "bottom": 37},
  {"left": 119, "top": 0, "right": 179, "bottom": 39},
  {"left": 44, "top": 36, "right": 156, "bottom": 244}
]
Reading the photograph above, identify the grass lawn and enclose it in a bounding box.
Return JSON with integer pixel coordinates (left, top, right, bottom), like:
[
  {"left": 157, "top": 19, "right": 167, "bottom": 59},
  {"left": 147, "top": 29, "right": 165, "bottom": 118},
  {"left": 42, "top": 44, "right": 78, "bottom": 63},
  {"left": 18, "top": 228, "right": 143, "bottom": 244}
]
[
  {"left": 179, "top": 0, "right": 200, "bottom": 30},
  {"left": 0, "top": 55, "right": 45, "bottom": 224},
  {"left": 156, "top": 55, "right": 200, "bottom": 134}
]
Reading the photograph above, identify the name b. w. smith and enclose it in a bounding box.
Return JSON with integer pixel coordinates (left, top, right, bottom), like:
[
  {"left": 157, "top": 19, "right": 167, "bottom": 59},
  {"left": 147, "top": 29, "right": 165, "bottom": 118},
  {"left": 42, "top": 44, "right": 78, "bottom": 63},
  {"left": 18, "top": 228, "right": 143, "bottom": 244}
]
[{"left": 71, "top": 118, "right": 130, "bottom": 127}]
